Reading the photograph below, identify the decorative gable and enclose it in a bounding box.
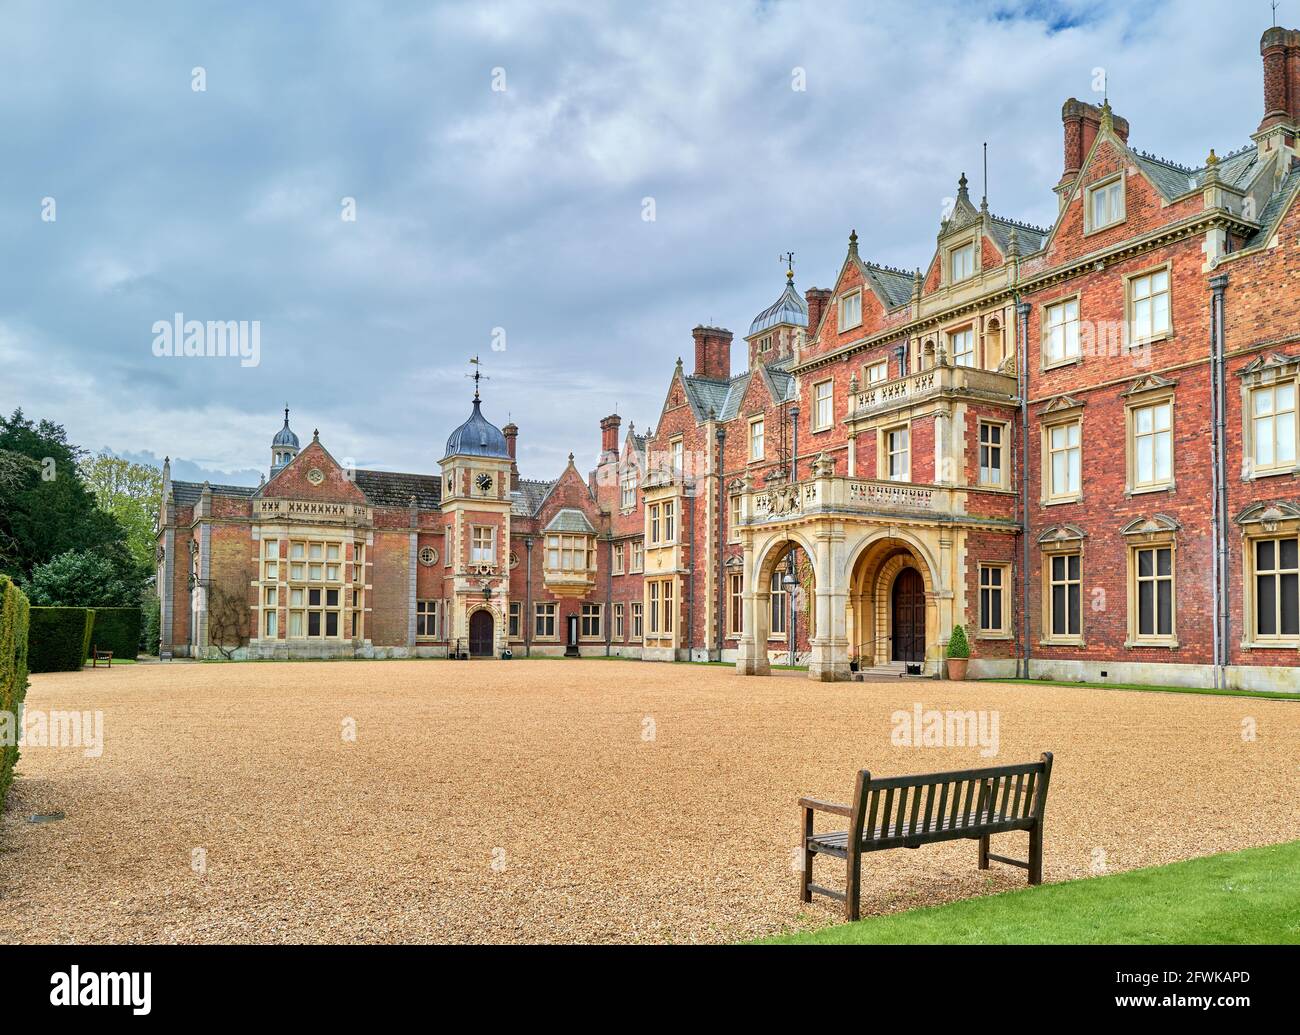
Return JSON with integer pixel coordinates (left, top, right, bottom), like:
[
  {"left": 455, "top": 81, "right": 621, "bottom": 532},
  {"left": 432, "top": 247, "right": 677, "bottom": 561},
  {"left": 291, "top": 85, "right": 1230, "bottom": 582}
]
[
  {"left": 1040, "top": 394, "right": 1086, "bottom": 415},
  {"left": 1120, "top": 373, "right": 1178, "bottom": 397},
  {"left": 1120, "top": 514, "right": 1181, "bottom": 540},
  {"left": 259, "top": 436, "right": 368, "bottom": 505},
  {"left": 1037, "top": 523, "right": 1088, "bottom": 546},
  {"left": 1235, "top": 501, "right": 1300, "bottom": 533}
]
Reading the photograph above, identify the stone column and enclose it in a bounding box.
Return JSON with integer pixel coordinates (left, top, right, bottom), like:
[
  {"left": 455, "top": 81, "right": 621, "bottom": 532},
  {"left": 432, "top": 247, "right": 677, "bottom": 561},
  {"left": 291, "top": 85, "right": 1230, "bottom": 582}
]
[
  {"left": 809, "top": 524, "right": 850, "bottom": 681},
  {"left": 735, "top": 536, "right": 770, "bottom": 676}
]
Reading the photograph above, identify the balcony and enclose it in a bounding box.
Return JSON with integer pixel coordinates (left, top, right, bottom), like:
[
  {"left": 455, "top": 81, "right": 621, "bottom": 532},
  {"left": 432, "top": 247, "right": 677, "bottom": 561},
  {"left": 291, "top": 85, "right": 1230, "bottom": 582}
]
[
  {"left": 849, "top": 362, "right": 1017, "bottom": 422},
  {"left": 742, "top": 470, "right": 957, "bottom": 526}
]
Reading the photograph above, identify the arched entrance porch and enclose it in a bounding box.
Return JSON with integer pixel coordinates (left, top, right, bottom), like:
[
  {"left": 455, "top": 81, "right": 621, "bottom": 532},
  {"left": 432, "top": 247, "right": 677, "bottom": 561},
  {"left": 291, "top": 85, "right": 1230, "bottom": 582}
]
[{"left": 846, "top": 535, "right": 942, "bottom": 675}]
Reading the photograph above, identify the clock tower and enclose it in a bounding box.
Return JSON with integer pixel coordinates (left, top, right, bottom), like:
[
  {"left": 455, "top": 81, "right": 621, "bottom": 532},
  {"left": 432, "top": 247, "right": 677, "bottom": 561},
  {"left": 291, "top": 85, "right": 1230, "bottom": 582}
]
[{"left": 439, "top": 384, "right": 514, "bottom": 657}]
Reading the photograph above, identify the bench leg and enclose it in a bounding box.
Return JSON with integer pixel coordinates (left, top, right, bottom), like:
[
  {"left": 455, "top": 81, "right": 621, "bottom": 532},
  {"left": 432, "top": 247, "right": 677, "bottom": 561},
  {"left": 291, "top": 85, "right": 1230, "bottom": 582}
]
[
  {"left": 1028, "top": 824, "right": 1043, "bottom": 885},
  {"left": 844, "top": 849, "right": 862, "bottom": 922},
  {"left": 978, "top": 834, "right": 990, "bottom": 870},
  {"left": 800, "top": 809, "right": 814, "bottom": 904}
]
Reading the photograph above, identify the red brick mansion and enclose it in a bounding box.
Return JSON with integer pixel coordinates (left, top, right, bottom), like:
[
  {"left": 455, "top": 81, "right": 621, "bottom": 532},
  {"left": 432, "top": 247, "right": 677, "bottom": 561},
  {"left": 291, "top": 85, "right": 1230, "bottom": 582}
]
[{"left": 157, "top": 27, "right": 1300, "bottom": 691}]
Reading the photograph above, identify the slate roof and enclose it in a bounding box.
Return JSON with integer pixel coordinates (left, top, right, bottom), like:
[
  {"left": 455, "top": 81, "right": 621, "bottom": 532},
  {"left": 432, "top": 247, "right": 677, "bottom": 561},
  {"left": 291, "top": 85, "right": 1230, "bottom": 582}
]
[
  {"left": 169, "top": 481, "right": 259, "bottom": 507},
  {"left": 863, "top": 263, "right": 915, "bottom": 308},
  {"left": 353, "top": 470, "right": 442, "bottom": 509},
  {"left": 543, "top": 508, "right": 597, "bottom": 534},
  {"left": 988, "top": 215, "right": 1049, "bottom": 255},
  {"left": 1130, "top": 144, "right": 1262, "bottom": 201},
  {"left": 512, "top": 478, "right": 555, "bottom": 516},
  {"left": 1245, "top": 166, "right": 1300, "bottom": 249}
]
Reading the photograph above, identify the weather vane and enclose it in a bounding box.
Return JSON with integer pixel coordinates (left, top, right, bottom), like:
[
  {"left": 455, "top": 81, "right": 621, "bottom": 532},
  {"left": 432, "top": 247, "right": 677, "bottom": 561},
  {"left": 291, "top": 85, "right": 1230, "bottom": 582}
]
[
  {"left": 1274, "top": 0, "right": 1280, "bottom": 27},
  {"left": 467, "top": 355, "right": 490, "bottom": 400},
  {"left": 779, "top": 251, "right": 795, "bottom": 279}
]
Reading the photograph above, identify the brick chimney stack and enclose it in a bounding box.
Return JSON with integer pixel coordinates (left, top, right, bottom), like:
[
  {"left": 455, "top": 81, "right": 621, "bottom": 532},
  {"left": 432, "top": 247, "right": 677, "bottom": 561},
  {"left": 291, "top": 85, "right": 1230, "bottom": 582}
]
[
  {"left": 1259, "top": 27, "right": 1300, "bottom": 132},
  {"left": 805, "top": 287, "right": 832, "bottom": 338},
  {"left": 691, "top": 325, "right": 732, "bottom": 381},
  {"left": 1058, "top": 98, "right": 1130, "bottom": 188},
  {"left": 599, "top": 413, "right": 621, "bottom": 457},
  {"left": 502, "top": 421, "right": 520, "bottom": 488}
]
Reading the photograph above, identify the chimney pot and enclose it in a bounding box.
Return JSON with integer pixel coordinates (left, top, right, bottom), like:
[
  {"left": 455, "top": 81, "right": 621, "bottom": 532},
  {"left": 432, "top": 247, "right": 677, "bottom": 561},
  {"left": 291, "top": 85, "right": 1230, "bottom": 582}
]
[{"left": 691, "top": 325, "right": 733, "bottom": 381}]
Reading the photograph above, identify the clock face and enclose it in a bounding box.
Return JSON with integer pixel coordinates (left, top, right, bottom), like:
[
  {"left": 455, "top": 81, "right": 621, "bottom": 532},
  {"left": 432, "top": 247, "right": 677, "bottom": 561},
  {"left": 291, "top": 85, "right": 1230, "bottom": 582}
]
[{"left": 476, "top": 473, "right": 493, "bottom": 493}]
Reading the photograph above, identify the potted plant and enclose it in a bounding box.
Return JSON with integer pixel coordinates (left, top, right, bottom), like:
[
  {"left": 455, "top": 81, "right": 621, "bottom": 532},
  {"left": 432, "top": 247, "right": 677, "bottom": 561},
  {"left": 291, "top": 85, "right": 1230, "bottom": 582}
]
[
  {"left": 946, "top": 625, "right": 970, "bottom": 680},
  {"left": 849, "top": 653, "right": 860, "bottom": 673}
]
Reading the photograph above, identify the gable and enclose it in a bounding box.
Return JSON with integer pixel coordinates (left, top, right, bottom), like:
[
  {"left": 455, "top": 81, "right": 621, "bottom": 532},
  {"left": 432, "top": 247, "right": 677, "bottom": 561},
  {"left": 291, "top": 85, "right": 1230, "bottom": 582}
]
[
  {"left": 260, "top": 439, "right": 369, "bottom": 504},
  {"left": 1045, "top": 136, "right": 1199, "bottom": 264}
]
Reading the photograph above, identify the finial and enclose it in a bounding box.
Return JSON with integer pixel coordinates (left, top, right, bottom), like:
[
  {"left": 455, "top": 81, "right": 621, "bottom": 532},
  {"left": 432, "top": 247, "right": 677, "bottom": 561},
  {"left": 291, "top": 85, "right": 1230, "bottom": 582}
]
[
  {"left": 1206, "top": 148, "right": 1219, "bottom": 167},
  {"left": 313, "top": 428, "right": 320, "bottom": 441},
  {"left": 1100, "top": 100, "right": 1114, "bottom": 132},
  {"left": 467, "top": 355, "right": 488, "bottom": 401},
  {"left": 780, "top": 250, "right": 795, "bottom": 281},
  {"left": 163, "top": 455, "right": 170, "bottom": 464},
  {"left": 848, "top": 229, "right": 859, "bottom": 257},
  {"left": 283, "top": 404, "right": 290, "bottom": 425},
  {"left": 1008, "top": 227, "right": 1020, "bottom": 258},
  {"left": 567, "top": 452, "right": 575, "bottom": 464},
  {"left": 957, "top": 172, "right": 969, "bottom": 199},
  {"left": 675, "top": 356, "right": 683, "bottom": 369}
]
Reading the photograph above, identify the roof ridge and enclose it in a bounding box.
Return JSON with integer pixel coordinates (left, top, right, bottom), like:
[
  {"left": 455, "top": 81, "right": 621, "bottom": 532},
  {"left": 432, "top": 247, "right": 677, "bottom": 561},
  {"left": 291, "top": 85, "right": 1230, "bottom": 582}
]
[
  {"left": 866, "top": 261, "right": 911, "bottom": 278},
  {"left": 1134, "top": 149, "right": 1194, "bottom": 173},
  {"left": 990, "top": 213, "right": 1049, "bottom": 235}
]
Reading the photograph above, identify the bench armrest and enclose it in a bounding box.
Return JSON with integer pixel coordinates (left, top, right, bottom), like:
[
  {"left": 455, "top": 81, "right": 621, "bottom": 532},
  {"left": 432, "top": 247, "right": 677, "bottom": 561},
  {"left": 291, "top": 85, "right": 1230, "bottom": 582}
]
[{"left": 798, "top": 797, "right": 852, "bottom": 817}]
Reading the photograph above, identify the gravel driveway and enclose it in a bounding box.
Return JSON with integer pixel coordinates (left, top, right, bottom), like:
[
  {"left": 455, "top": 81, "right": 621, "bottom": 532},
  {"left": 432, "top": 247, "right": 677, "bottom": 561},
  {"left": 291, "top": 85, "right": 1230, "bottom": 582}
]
[{"left": 2, "top": 660, "right": 1296, "bottom": 944}]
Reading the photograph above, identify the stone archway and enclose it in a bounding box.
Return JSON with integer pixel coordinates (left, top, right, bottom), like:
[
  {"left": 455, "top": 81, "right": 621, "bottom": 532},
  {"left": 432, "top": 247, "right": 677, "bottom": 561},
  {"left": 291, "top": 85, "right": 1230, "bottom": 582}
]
[
  {"left": 846, "top": 533, "right": 941, "bottom": 674},
  {"left": 737, "top": 530, "right": 819, "bottom": 677}
]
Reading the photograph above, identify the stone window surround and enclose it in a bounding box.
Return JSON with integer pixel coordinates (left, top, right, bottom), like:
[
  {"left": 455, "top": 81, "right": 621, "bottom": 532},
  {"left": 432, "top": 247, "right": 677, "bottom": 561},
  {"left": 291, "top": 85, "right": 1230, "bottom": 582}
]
[
  {"left": 1238, "top": 353, "right": 1300, "bottom": 482},
  {"left": 1121, "top": 515, "right": 1180, "bottom": 649},
  {"left": 1237, "top": 501, "right": 1300, "bottom": 650},
  {"left": 1084, "top": 170, "right": 1126, "bottom": 236},
  {"left": 977, "top": 561, "right": 1012, "bottom": 640},
  {"left": 1121, "top": 377, "right": 1178, "bottom": 497},
  {"left": 1038, "top": 524, "right": 1087, "bottom": 647}
]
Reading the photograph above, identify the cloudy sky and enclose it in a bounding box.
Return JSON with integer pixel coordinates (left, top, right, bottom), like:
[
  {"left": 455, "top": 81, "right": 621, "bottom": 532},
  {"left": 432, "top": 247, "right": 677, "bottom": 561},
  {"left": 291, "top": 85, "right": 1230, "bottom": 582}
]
[{"left": 0, "top": 0, "right": 1276, "bottom": 485}]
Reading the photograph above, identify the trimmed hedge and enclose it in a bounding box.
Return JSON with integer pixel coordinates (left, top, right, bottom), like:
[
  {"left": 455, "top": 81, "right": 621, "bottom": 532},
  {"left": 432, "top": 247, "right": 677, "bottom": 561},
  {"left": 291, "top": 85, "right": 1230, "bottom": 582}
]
[
  {"left": 91, "top": 607, "right": 142, "bottom": 661},
  {"left": 1, "top": 576, "right": 32, "bottom": 809},
  {"left": 28, "top": 607, "right": 96, "bottom": 673}
]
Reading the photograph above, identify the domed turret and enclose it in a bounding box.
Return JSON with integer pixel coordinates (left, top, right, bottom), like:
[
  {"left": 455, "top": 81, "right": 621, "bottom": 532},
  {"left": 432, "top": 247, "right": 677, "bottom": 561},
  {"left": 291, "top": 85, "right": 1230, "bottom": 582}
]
[
  {"left": 442, "top": 397, "right": 510, "bottom": 462},
  {"left": 746, "top": 267, "right": 809, "bottom": 368},
  {"left": 748, "top": 269, "right": 809, "bottom": 337},
  {"left": 271, "top": 406, "right": 300, "bottom": 474}
]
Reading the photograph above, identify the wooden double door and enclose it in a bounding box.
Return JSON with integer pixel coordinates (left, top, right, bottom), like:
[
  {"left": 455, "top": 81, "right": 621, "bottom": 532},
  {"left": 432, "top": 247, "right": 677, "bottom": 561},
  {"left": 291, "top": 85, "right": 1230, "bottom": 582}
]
[
  {"left": 469, "top": 610, "right": 495, "bottom": 657},
  {"left": 891, "top": 568, "right": 926, "bottom": 664}
]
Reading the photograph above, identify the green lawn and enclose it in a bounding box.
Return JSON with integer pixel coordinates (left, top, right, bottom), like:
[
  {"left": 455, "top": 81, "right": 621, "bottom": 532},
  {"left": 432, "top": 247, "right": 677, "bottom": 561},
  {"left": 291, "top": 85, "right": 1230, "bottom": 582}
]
[
  {"left": 759, "top": 840, "right": 1300, "bottom": 944},
  {"left": 981, "top": 677, "right": 1300, "bottom": 702}
]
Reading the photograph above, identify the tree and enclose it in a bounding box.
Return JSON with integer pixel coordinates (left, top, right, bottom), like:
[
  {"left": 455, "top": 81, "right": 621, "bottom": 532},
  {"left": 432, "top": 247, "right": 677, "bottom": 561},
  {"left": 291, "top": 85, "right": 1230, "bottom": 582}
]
[
  {"left": 24, "top": 550, "right": 139, "bottom": 607},
  {"left": 0, "top": 410, "right": 142, "bottom": 598},
  {"left": 80, "top": 453, "right": 162, "bottom": 572}
]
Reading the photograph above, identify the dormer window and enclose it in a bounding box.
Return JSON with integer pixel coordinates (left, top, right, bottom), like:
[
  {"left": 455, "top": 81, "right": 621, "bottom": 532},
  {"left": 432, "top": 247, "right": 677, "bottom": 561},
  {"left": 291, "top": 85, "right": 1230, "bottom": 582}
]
[
  {"left": 949, "top": 242, "right": 975, "bottom": 283},
  {"left": 837, "top": 289, "right": 862, "bottom": 333},
  {"left": 1087, "top": 175, "right": 1125, "bottom": 232}
]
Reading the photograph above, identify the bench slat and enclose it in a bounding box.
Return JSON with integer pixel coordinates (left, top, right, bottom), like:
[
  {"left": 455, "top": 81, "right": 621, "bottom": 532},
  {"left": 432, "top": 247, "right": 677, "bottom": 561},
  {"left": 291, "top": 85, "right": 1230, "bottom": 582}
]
[
  {"left": 808, "top": 812, "right": 1036, "bottom": 853},
  {"left": 867, "top": 760, "right": 1046, "bottom": 790}
]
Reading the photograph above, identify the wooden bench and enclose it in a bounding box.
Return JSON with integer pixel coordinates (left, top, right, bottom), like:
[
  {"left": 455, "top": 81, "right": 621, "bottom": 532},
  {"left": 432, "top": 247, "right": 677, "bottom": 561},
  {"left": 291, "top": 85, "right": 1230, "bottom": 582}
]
[
  {"left": 90, "top": 645, "right": 113, "bottom": 668},
  {"left": 800, "top": 752, "right": 1053, "bottom": 920}
]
